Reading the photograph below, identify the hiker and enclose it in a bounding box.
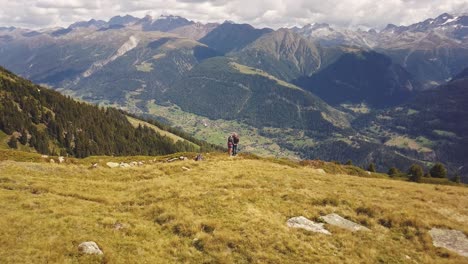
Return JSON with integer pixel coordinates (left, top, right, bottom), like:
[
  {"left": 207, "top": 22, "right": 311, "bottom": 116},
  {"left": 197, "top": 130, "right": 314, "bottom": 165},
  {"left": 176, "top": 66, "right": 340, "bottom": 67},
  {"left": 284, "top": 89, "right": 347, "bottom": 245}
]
[
  {"left": 232, "top": 133, "right": 240, "bottom": 156},
  {"left": 227, "top": 134, "right": 234, "bottom": 156}
]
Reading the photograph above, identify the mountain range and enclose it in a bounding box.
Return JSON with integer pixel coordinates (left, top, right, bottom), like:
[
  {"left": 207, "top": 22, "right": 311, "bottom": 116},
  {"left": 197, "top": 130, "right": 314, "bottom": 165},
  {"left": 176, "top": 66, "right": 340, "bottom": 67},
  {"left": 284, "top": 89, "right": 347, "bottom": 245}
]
[{"left": 0, "top": 13, "right": 467, "bottom": 181}]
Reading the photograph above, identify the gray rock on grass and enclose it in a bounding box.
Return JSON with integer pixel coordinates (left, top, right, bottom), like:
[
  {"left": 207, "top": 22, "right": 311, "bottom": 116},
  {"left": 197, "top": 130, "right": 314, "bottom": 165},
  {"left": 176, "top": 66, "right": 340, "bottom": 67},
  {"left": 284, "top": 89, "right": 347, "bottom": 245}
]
[
  {"left": 320, "top": 213, "right": 371, "bottom": 232},
  {"left": 106, "top": 162, "right": 119, "bottom": 168},
  {"left": 78, "top": 241, "right": 103, "bottom": 255},
  {"left": 119, "top": 162, "right": 130, "bottom": 168},
  {"left": 429, "top": 228, "right": 468, "bottom": 257},
  {"left": 287, "top": 216, "right": 331, "bottom": 235}
]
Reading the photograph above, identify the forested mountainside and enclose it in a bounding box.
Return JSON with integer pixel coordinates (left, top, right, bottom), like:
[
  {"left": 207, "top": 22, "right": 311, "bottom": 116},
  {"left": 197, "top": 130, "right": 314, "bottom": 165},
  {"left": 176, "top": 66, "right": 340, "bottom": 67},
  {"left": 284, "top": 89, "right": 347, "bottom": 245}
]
[{"left": 0, "top": 67, "right": 220, "bottom": 157}]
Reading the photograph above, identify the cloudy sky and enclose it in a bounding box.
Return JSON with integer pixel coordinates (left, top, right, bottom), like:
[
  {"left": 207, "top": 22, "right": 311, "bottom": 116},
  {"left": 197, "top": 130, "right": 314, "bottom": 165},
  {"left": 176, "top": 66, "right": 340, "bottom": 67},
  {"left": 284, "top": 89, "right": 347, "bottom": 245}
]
[{"left": 1, "top": 0, "right": 468, "bottom": 29}]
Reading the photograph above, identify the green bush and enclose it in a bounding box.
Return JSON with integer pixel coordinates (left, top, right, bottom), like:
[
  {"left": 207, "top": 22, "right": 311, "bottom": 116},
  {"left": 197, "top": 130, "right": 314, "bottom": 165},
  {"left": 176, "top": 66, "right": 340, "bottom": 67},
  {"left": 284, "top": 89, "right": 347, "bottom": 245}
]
[
  {"left": 430, "top": 163, "right": 447, "bottom": 178},
  {"left": 387, "top": 167, "right": 400, "bottom": 177}
]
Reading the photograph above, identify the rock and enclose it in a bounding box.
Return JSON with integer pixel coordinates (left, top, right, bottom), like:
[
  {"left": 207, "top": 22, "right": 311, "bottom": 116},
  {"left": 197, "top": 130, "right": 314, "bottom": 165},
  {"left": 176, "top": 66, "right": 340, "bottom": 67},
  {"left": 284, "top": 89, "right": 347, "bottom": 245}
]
[
  {"left": 120, "top": 162, "right": 130, "bottom": 168},
  {"left": 49, "top": 159, "right": 55, "bottom": 163},
  {"left": 138, "top": 161, "right": 144, "bottom": 166},
  {"left": 167, "top": 158, "right": 179, "bottom": 163},
  {"left": 130, "top": 161, "right": 138, "bottom": 167},
  {"left": 366, "top": 171, "right": 371, "bottom": 175},
  {"left": 41, "top": 155, "right": 49, "bottom": 158},
  {"left": 286, "top": 216, "right": 331, "bottom": 235},
  {"left": 90, "top": 163, "right": 98, "bottom": 169},
  {"left": 58, "top": 156, "right": 65, "bottom": 163},
  {"left": 429, "top": 228, "right": 468, "bottom": 257},
  {"left": 182, "top": 166, "right": 190, "bottom": 171},
  {"left": 106, "top": 162, "right": 119, "bottom": 168},
  {"left": 78, "top": 241, "right": 103, "bottom": 255},
  {"left": 320, "top": 213, "right": 371, "bottom": 232},
  {"left": 179, "top": 156, "right": 186, "bottom": 160}
]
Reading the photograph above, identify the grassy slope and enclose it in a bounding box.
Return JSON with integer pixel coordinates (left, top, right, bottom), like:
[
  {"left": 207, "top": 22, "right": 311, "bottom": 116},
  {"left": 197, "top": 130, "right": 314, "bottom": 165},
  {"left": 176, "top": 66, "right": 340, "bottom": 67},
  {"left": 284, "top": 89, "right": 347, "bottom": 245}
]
[
  {"left": 229, "top": 62, "right": 302, "bottom": 90},
  {"left": 0, "top": 151, "right": 467, "bottom": 263}
]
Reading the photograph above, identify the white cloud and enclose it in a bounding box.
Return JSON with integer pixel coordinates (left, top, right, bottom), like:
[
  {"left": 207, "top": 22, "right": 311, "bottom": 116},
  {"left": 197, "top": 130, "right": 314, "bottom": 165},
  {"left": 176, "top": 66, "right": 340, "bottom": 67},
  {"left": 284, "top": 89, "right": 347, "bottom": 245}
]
[{"left": 0, "top": 0, "right": 467, "bottom": 29}]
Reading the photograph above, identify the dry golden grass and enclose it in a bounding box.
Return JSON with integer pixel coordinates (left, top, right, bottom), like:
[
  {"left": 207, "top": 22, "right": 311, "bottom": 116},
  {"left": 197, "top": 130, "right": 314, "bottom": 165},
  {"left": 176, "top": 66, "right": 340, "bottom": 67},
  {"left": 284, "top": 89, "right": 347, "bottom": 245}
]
[{"left": 0, "top": 151, "right": 467, "bottom": 263}]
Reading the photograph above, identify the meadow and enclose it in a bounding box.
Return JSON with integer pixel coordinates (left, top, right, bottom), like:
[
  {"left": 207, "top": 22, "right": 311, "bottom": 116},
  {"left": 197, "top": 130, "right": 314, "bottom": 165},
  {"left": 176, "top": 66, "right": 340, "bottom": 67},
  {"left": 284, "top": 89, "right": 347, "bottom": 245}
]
[{"left": 0, "top": 150, "right": 467, "bottom": 263}]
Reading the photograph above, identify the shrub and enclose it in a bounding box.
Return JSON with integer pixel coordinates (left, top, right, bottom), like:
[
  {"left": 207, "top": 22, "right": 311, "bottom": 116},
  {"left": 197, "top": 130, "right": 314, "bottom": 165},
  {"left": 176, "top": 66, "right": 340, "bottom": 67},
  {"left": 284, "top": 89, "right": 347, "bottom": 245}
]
[
  {"left": 367, "top": 163, "right": 376, "bottom": 172},
  {"left": 387, "top": 167, "right": 400, "bottom": 177},
  {"left": 345, "top": 160, "right": 353, "bottom": 165},
  {"left": 408, "top": 164, "right": 423, "bottom": 182},
  {"left": 7, "top": 136, "right": 18, "bottom": 149},
  {"left": 430, "top": 163, "right": 447, "bottom": 178}
]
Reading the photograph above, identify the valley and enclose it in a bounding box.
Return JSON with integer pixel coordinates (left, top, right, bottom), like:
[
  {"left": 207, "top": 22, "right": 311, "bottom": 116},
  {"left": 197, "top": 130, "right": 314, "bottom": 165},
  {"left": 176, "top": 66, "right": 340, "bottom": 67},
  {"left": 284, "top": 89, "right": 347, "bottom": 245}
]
[{"left": 1, "top": 12, "right": 468, "bottom": 181}]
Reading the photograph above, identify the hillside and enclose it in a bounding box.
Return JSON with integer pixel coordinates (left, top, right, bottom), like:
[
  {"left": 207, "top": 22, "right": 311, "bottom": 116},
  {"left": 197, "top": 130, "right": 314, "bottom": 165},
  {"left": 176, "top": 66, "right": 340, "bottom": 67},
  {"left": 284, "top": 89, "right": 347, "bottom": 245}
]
[
  {"left": 0, "top": 67, "right": 217, "bottom": 157},
  {"left": 0, "top": 151, "right": 466, "bottom": 263},
  {"left": 354, "top": 68, "right": 468, "bottom": 181},
  {"left": 294, "top": 51, "right": 420, "bottom": 108},
  {"left": 166, "top": 57, "right": 351, "bottom": 132},
  {"left": 233, "top": 29, "right": 321, "bottom": 81}
]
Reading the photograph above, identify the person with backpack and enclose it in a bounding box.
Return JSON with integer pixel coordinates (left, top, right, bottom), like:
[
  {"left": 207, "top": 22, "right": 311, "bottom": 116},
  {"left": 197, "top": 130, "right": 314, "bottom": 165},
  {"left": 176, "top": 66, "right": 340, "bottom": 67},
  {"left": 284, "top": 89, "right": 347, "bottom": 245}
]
[
  {"left": 227, "top": 134, "right": 234, "bottom": 156},
  {"left": 232, "top": 133, "right": 240, "bottom": 156}
]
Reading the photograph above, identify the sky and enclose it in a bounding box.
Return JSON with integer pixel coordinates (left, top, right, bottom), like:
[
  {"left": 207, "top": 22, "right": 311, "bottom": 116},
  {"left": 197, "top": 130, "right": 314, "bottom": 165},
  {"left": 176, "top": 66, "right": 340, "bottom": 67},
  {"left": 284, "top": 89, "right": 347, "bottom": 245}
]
[{"left": 1, "top": 0, "right": 468, "bottom": 30}]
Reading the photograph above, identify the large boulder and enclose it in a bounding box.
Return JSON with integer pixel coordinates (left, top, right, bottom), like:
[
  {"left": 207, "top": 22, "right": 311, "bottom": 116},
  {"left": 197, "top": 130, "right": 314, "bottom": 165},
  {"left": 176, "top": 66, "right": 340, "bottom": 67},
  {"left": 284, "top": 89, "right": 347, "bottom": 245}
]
[
  {"left": 286, "top": 216, "right": 331, "bottom": 235},
  {"left": 78, "top": 241, "right": 103, "bottom": 255},
  {"left": 429, "top": 228, "right": 468, "bottom": 257},
  {"left": 106, "top": 162, "right": 119, "bottom": 168},
  {"left": 320, "top": 213, "right": 371, "bottom": 232}
]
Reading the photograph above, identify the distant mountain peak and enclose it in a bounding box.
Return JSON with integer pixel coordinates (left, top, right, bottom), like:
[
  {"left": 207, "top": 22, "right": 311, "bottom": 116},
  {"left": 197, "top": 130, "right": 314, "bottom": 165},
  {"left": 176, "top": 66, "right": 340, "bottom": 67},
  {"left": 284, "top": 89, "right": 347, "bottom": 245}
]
[
  {"left": 68, "top": 19, "right": 107, "bottom": 29},
  {"left": 108, "top": 14, "right": 139, "bottom": 26}
]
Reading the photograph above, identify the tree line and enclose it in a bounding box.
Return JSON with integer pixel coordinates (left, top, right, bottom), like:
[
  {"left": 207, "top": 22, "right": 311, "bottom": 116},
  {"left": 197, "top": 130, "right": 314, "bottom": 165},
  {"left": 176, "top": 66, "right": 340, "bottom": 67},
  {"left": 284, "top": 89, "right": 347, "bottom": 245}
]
[{"left": 0, "top": 67, "right": 220, "bottom": 157}]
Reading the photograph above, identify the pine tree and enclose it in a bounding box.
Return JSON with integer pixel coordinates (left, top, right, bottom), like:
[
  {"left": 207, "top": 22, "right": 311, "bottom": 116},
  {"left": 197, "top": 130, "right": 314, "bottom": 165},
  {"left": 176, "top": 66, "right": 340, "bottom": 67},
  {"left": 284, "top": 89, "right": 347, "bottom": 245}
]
[
  {"left": 367, "top": 163, "right": 376, "bottom": 172},
  {"left": 408, "top": 164, "right": 423, "bottom": 182},
  {"left": 345, "top": 160, "right": 353, "bottom": 165},
  {"left": 430, "top": 163, "right": 447, "bottom": 178}
]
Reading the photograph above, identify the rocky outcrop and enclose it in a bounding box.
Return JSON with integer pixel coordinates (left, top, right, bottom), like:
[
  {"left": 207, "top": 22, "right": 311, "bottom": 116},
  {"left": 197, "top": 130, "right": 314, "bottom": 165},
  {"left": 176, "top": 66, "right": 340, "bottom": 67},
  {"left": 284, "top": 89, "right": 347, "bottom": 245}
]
[
  {"left": 286, "top": 216, "right": 331, "bottom": 235},
  {"left": 320, "top": 213, "right": 371, "bottom": 232},
  {"left": 429, "top": 228, "right": 468, "bottom": 257},
  {"left": 78, "top": 241, "right": 103, "bottom": 255},
  {"left": 83, "top": 36, "right": 139, "bottom": 78}
]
